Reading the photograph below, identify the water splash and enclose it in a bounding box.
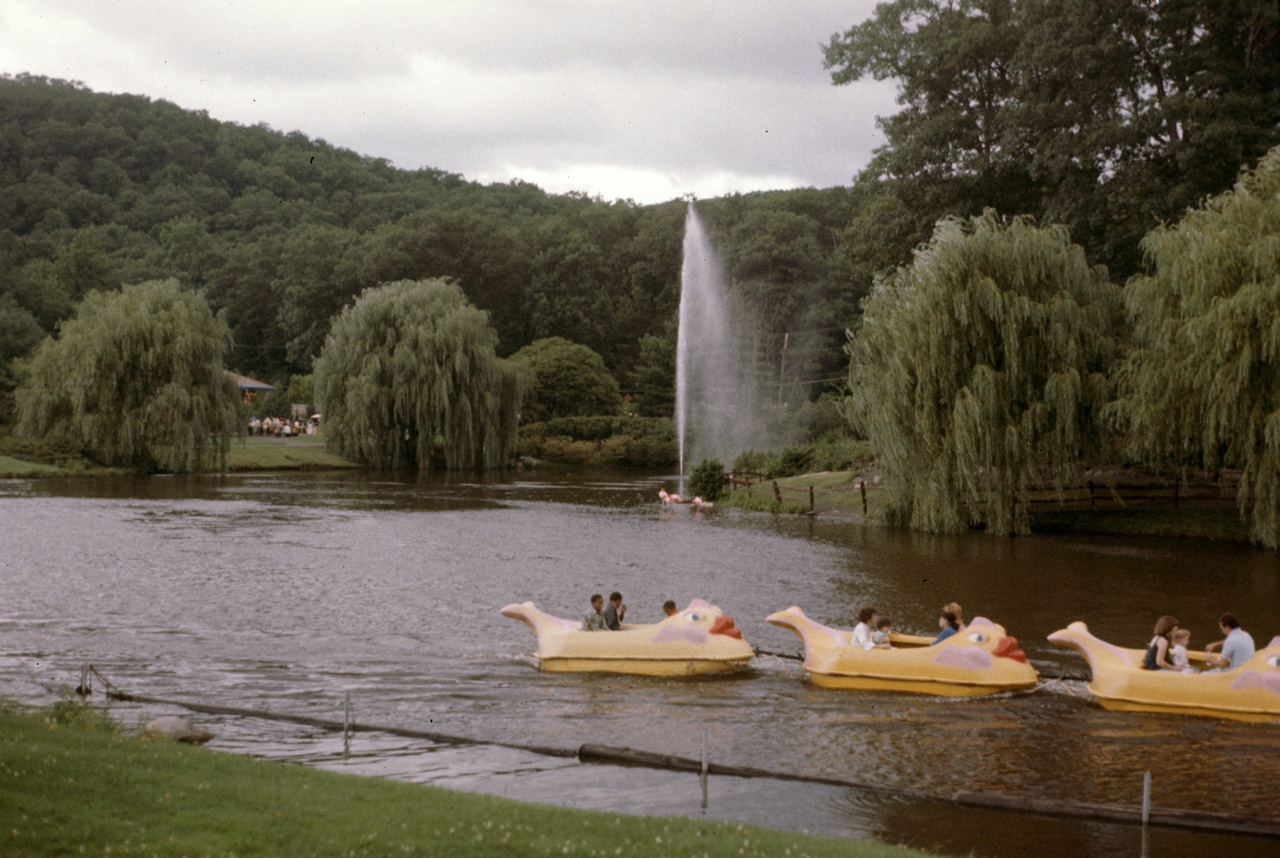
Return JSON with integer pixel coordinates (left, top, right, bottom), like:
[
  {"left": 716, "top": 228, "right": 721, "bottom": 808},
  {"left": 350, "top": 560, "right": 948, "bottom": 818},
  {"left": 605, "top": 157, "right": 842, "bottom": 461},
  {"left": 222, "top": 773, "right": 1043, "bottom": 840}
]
[{"left": 676, "top": 203, "right": 763, "bottom": 472}]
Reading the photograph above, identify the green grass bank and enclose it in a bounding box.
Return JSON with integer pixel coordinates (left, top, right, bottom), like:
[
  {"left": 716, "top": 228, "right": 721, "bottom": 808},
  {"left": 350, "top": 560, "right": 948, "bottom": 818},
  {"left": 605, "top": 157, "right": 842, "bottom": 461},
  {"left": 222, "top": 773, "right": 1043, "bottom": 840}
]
[
  {"left": 0, "top": 705, "right": 935, "bottom": 858},
  {"left": 225, "top": 436, "right": 360, "bottom": 471}
]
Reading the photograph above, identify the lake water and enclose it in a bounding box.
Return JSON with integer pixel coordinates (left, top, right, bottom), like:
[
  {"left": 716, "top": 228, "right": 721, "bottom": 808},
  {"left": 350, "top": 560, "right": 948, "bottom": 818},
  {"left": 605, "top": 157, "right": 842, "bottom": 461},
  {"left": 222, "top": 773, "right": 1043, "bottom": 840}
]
[{"left": 1, "top": 470, "right": 1277, "bottom": 857}]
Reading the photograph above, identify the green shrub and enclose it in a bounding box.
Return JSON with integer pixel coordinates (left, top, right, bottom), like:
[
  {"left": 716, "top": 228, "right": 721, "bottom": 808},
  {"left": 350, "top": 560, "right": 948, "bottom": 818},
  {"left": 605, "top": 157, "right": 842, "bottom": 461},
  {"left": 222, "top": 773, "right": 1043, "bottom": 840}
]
[
  {"left": 775, "top": 445, "right": 815, "bottom": 477},
  {"left": 624, "top": 435, "right": 677, "bottom": 468},
  {"left": 516, "top": 432, "right": 544, "bottom": 458},
  {"left": 46, "top": 687, "right": 121, "bottom": 733},
  {"left": 733, "top": 449, "right": 780, "bottom": 478},
  {"left": 688, "top": 458, "right": 728, "bottom": 501},
  {"left": 809, "top": 437, "right": 875, "bottom": 472},
  {"left": 539, "top": 436, "right": 597, "bottom": 465},
  {"left": 595, "top": 435, "right": 631, "bottom": 466}
]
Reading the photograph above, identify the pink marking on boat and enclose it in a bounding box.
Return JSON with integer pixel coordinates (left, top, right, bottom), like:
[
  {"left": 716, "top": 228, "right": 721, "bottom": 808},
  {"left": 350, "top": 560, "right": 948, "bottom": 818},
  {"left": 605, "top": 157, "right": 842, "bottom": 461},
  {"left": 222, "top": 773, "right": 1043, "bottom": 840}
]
[
  {"left": 933, "top": 645, "right": 993, "bottom": 671},
  {"left": 652, "top": 625, "right": 708, "bottom": 645},
  {"left": 1230, "top": 670, "right": 1280, "bottom": 696}
]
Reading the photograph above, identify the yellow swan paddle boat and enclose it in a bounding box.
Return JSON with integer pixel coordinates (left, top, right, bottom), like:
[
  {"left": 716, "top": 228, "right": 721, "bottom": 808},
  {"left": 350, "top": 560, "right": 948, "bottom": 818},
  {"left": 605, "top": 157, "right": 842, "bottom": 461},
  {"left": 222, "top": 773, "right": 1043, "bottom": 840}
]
[
  {"left": 501, "top": 599, "right": 754, "bottom": 676},
  {"left": 766, "top": 607, "right": 1039, "bottom": 696},
  {"left": 1048, "top": 621, "right": 1280, "bottom": 722}
]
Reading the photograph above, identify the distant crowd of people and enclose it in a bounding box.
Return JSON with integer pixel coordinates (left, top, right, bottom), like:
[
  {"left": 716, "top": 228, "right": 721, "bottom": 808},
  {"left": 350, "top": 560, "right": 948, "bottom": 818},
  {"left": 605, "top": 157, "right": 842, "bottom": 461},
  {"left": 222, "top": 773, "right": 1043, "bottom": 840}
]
[
  {"left": 1144, "top": 612, "right": 1255, "bottom": 673},
  {"left": 248, "top": 417, "right": 318, "bottom": 437}
]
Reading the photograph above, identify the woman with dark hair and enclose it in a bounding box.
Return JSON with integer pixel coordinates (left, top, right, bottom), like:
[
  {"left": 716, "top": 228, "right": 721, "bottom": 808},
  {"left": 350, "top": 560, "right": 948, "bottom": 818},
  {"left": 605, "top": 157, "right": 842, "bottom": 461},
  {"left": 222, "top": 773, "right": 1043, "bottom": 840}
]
[
  {"left": 1143, "top": 615, "right": 1180, "bottom": 670},
  {"left": 932, "top": 610, "right": 960, "bottom": 645},
  {"left": 850, "top": 605, "right": 877, "bottom": 650}
]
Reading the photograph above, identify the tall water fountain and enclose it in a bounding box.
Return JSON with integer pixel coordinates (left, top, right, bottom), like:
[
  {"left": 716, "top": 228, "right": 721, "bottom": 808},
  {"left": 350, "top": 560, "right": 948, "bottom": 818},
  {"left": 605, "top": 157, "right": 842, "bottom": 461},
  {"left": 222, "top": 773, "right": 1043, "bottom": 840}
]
[{"left": 675, "top": 203, "right": 766, "bottom": 472}]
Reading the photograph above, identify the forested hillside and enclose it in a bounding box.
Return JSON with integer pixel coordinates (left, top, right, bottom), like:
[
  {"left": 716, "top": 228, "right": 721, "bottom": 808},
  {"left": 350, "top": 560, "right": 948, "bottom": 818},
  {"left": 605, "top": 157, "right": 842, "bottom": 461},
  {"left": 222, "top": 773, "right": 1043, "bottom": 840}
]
[{"left": 0, "top": 73, "right": 860, "bottom": 419}]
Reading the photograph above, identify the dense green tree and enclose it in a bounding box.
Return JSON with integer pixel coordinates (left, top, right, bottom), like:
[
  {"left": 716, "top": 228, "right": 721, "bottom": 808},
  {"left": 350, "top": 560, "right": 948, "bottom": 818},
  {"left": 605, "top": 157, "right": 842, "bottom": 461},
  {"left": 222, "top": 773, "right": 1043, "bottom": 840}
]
[
  {"left": 14, "top": 278, "right": 240, "bottom": 472},
  {"left": 313, "top": 278, "right": 530, "bottom": 470},
  {"left": 0, "top": 293, "right": 44, "bottom": 422},
  {"left": 1109, "top": 147, "right": 1280, "bottom": 548},
  {"left": 627, "top": 324, "right": 677, "bottom": 419},
  {"left": 847, "top": 212, "right": 1122, "bottom": 535},
  {"left": 826, "top": 0, "right": 1280, "bottom": 280},
  {"left": 511, "top": 336, "right": 621, "bottom": 423}
]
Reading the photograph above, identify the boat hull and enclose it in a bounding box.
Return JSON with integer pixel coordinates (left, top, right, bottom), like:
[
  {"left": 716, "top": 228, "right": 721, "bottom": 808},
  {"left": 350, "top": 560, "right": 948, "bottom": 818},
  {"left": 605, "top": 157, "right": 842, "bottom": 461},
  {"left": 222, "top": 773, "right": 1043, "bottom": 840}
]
[
  {"left": 503, "top": 599, "right": 755, "bottom": 677},
  {"left": 536, "top": 655, "right": 752, "bottom": 676},
  {"left": 768, "top": 608, "right": 1039, "bottom": 696},
  {"left": 1049, "top": 621, "right": 1280, "bottom": 723}
]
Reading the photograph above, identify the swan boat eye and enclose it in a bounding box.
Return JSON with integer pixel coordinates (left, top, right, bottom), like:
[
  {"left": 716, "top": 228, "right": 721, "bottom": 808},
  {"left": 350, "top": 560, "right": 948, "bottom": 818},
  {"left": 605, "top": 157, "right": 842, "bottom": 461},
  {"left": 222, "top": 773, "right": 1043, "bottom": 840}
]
[
  {"left": 965, "top": 631, "right": 987, "bottom": 643},
  {"left": 1266, "top": 655, "right": 1280, "bottom": 668},
  {"left": 683, "top": 611, "right": 702, "bottom": 622}
]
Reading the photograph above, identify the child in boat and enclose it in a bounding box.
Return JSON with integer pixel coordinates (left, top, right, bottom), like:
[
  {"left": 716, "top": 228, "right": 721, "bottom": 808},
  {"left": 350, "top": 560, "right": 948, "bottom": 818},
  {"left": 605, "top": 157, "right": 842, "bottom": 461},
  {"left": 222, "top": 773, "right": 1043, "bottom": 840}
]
[
  {"left": 583, "top": 594, "right": 609, "bottom": 631},
  {"left": 873, "top": 618, "right": 893, "bottom": 649},
  {"left": 1169, "top": 628, "right": 1195, "bottom": 673}
]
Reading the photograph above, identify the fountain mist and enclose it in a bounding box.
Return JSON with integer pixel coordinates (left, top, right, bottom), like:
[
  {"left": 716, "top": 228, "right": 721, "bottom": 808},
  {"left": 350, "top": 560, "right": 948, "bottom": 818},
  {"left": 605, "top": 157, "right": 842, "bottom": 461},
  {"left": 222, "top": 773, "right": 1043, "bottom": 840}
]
[{"left": 676, "top": 203, "right": 765, "bottom": 472}]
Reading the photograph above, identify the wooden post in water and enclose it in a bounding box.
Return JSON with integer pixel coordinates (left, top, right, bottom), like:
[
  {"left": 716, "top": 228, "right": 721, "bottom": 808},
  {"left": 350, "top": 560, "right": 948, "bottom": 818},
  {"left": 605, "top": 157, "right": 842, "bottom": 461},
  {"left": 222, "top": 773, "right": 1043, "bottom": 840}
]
[
  {"left": 343, "top": 692, "right": 352, "bottom": 759},
  {"left": 859, "top": 481, "right": 868, "bottom": 517},
  {"left": 700, "top": 726, "right": 709, "bottom": 809},
  {"left": 1142, "top": 771, "right": 1152, "bottom": 826}
]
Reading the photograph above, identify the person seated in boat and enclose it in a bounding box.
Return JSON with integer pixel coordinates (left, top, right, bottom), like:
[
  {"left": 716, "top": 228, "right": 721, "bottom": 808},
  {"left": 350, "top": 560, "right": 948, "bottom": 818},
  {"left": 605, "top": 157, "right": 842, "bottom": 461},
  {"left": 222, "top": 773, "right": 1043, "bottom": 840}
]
[
  {"left": 1203, "top": 612, "right": 1255, "bottom": 672},
  {"left": 933, "top": 611, "right": 961, "bottom": 645},
  {"left": 663, "top": 599, "right": 678, "bottom": 617},
  {"left": 583, "top": 594, "right": 609, "bottom": 631},
  {"left": 850, "top": 606, "right": 877, "bottom": 650},
  {"left": 1169, "top": 628, "right": 1195, "bottom": 673},
  {"left": 873, "top": 617, "right": 894, "bottom": 649},
  {"left": 943, "top": 602, "right": 967, "bottom": 631},
  {"left": 1142, "top": 615, "right": 1180, "bottom": 670},
  {"left": 604, "top": 591, "right": 627, "bottom": 630}
]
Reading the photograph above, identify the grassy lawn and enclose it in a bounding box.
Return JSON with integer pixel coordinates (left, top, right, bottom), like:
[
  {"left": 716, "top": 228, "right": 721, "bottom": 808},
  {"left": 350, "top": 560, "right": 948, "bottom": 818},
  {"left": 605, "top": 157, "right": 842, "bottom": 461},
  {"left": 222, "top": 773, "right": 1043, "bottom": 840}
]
[
  {"left": 0, "top": 454, "right": 71, "bottom": 478},
  {"left": 225, "top": 436, "right": 359, "bottom": 471},
  {"left": 722, "top": 471, "right": 889, "bottom": 519},
  {"left": 0, "top": 703, "right": 934, "bottom": 858}
]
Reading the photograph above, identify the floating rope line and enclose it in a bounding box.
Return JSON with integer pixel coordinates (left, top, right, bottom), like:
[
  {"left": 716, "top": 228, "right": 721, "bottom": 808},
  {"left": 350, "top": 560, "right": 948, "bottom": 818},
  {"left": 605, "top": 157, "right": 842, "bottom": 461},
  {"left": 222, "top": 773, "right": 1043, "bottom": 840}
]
[{"left": 86, "top": 669, "right": 1279, "bottom": 839}]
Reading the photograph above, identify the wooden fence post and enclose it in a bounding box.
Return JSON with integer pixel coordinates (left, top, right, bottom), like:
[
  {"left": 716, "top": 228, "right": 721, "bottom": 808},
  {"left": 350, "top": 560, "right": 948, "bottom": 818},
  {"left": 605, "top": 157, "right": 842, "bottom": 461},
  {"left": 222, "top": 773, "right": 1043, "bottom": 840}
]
[
  {"left": 809, "top": 485, "right": 814, "bottom": 514},
  {"left": 772, "top": 481, "right": 782, "bottom": 503}
]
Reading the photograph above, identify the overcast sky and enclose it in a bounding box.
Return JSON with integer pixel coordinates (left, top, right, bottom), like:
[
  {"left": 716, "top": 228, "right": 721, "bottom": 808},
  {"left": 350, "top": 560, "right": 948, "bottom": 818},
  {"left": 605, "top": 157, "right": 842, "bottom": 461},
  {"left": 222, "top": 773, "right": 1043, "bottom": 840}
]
[{"left": 1, "top": 0, "right": 897, "bottom": 204}]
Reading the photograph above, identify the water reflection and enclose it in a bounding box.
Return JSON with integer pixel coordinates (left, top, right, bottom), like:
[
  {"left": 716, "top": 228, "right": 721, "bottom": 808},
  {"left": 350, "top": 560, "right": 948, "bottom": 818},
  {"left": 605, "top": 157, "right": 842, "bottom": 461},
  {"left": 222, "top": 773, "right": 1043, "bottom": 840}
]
[{"left": 1, "top": 470, "right": 1278, "bottom": 858}]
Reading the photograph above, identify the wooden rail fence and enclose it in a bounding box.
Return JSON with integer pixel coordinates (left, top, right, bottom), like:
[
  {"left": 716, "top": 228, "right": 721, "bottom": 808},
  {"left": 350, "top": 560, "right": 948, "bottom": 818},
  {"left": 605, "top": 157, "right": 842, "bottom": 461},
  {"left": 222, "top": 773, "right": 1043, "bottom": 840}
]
[{"left": 727, "top": 471, "right": 1240, "bottom": 517}]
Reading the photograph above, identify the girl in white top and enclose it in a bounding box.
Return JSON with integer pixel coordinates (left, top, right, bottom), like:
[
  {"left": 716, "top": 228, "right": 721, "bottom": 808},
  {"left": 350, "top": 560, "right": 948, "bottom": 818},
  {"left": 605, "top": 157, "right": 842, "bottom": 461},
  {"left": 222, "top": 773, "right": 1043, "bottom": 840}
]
[{"left": 850, "top": 606, "right": 877, "bottom": 650}]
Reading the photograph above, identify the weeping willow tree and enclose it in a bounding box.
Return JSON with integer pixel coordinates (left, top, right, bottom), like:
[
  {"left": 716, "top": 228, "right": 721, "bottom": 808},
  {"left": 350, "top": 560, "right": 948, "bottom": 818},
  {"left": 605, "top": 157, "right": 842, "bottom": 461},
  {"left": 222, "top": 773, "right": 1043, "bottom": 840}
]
[
  {"left": 1110, "top": 147, "right": 1280, "bottom": 548},
  {"left": 15, "top": 278, "right": 240, "bottom": 472},
  {"left": 847, "top": 212, "right": 1123, "bottom": 535},
  {"left": 313, "top": 278, "right": 530, "bottom": 470}
]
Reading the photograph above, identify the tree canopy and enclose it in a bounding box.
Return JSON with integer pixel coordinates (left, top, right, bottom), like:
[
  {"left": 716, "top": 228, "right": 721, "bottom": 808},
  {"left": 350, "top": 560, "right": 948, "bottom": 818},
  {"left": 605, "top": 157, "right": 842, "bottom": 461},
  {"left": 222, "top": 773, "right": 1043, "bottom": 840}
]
[
  {"left": 826, "top": 0, "right": 1280, "bottom": 283},
  {"left": 510, "top": 336, "right": 620, "bottom": 423},
  {"left": 14, "top": 278, "right": 240, "bottom": 472},
  {"left": 847, "top": 212, "right": 1122, "bottom": 535},
  {"left": 313, "top": 278, "right": 530, "bottom": 470},
  {"left": 1110, "top": 146, "right": 1280, "bottom": 548}
]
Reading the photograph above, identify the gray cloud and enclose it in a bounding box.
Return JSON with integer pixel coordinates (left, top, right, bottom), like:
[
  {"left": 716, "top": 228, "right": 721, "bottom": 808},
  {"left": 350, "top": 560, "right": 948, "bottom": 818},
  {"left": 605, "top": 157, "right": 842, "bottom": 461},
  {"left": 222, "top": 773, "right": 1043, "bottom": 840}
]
[{"left": 1, "top": 0, "right": 896, "bottom": 202}]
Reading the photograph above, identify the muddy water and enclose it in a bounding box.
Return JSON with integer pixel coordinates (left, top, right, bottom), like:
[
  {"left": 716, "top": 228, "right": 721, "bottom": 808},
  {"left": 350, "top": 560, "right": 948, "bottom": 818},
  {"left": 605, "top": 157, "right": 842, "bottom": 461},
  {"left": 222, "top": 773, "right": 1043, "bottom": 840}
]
[{"left": 1, "top": 470, "right": 1277, "bottom": 857}]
